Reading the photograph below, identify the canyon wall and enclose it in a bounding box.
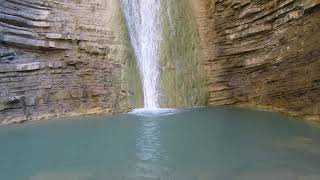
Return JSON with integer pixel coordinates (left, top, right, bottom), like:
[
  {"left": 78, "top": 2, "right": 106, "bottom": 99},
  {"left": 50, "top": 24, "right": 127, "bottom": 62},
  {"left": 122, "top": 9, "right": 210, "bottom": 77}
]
[
  {"left": 0, "top": 0, "right": 319, "bottom": 123},
  {"left": 0, "top": 0, "right": 141, "bottom": 124},
  {"left": 201, "top": 0, "right": 320, "bottom": 121},
  {"left": 159, "top": 0, "right": 208, "bottom": 107}
]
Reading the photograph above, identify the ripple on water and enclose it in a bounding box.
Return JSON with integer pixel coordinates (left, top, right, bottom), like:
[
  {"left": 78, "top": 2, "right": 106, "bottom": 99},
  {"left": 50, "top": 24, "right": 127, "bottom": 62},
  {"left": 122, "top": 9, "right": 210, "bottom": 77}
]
[{"left": 1, "top": 107, "right": 320, "bottom": 180}]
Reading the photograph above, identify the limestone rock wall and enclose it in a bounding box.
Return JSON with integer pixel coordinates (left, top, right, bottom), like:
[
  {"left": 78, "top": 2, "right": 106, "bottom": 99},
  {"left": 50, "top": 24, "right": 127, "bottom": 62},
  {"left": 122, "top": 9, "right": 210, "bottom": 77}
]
[
  {"left": 159, "top": 0, "right": 208, "bottom": 107},
  {"left": 0, "top": 0, "right": 138, "bottom": 124},
  {"left": 1, "top": 0, "right": 319, "bottom": 124},
  {"left": 205, "top": 0, "right": 320, "bottom": 121}
]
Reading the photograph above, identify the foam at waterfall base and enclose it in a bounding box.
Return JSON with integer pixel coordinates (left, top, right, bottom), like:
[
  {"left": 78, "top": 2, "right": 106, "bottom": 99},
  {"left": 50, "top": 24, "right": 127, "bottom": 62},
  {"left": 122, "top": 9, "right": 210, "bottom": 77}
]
[{"left": 129, "top": 108, "right": 178, "bottom": 116}]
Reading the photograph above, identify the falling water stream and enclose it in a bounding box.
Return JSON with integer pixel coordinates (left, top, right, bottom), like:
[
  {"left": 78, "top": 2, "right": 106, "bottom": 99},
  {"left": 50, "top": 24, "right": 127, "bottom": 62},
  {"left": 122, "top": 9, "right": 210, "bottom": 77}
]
[{"left": 121, "top": 0, "right": 162, "bottom": 109}]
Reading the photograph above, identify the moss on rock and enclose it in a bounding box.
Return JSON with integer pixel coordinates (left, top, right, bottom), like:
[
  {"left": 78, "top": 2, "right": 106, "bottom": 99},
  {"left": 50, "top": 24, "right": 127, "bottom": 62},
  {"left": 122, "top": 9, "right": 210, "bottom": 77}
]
[
  {"left": 112, "top": 0, "right": 143, "bottom": 109},
  {"left": 159, "top": 0, "right": 208, "bottom": 107}
]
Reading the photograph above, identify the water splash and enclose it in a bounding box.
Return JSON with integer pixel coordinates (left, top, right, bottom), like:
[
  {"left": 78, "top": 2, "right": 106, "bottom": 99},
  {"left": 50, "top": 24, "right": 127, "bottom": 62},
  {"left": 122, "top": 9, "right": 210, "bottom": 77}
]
[
  {"left": 129, "top": 108, "right": 178, "bottom": 117},
  {"left": 121, "top": 0, "right": 162, "bottom": 109}
]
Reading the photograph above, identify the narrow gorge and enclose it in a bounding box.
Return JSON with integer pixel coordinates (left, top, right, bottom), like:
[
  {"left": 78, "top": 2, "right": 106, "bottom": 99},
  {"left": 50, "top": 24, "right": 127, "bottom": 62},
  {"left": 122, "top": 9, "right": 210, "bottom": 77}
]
[
  {"left": 0, "top": 0, "right": 319, "bottom": 124},
  {"left": 1, "top": 1, "right": 320, "bottom": 179}
]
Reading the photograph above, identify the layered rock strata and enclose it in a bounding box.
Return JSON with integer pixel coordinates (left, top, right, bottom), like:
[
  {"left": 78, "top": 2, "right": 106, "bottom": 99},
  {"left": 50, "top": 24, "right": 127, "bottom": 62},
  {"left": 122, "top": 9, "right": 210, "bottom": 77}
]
[
  {"left": 0, "top": 0, "right": 319, "bottom": 124},
  {"left": 0, "top": 0, "right": 139, "bottom": 124},
  {"left": 204, "top": 0, "right": 320, "bottom": 121}
]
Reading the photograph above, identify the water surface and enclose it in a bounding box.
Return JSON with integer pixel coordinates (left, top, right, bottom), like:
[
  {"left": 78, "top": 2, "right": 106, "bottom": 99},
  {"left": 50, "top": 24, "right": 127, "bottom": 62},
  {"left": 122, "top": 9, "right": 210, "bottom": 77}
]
[{"left": 0, "top": 107, "right": 320, "bottom": 180}]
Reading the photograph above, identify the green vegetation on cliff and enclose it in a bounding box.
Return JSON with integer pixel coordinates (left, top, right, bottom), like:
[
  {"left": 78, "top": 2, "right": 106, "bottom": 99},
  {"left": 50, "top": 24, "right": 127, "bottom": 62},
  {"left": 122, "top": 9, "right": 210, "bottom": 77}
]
[
  {"left": 160, "top": 0, "right": 208, "bottom": 107},
  {"left": 113, "top": 1, "right": 143, "bottom": 109}
]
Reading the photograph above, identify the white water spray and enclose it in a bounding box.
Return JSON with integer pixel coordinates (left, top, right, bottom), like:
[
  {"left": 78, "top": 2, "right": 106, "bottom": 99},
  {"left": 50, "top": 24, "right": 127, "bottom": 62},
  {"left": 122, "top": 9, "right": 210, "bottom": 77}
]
[{"left": 121, "top": 0, "right": 162, "bottom": 109}]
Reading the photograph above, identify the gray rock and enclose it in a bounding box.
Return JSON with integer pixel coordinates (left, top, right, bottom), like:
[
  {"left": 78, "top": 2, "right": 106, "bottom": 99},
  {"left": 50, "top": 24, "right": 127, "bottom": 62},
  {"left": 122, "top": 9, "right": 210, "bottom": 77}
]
[
  {"left": 0, "top": 62, "right": 42, "bottom": 73},
  {"left": 0, "top": 49, "right": 16, "bottom": 63}
]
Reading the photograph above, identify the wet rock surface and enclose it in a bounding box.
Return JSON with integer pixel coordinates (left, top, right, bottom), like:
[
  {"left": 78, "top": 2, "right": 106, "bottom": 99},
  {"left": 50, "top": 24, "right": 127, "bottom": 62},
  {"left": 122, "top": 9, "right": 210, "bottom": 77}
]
[
  {"left": 201, "top": 0, "right": 320, "bottom": 121},
  {"left": 0, "top": 0, "right": 136, "bottom": 125},
  {"left": 0, "top": 0, "right": 319, "bottom": 123},
  {"left": 0, "top": 49, "right": 16, "bottom": 63}
]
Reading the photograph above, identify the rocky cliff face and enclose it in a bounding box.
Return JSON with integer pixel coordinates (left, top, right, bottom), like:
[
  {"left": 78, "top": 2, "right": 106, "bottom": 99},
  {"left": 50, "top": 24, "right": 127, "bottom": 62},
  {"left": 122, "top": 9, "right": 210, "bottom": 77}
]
[
  {"left": 0, "top": 0, "right": 319, "bottom": 124},
  {"left": 159, "top": 0, "right": 208, "bottom": 107},
  {"left": 203, "top": 0, "right": 320, "bottom": 121},
  {"left": 0, "top": 0, "right": 140, "bottom": 124}
]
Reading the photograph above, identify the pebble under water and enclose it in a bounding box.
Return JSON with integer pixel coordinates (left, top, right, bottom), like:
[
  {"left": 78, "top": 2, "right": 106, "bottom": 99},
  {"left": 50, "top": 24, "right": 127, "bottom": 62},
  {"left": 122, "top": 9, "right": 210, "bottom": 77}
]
[{"left": 0, "top": 107, "right": 320, "bottom": 180}]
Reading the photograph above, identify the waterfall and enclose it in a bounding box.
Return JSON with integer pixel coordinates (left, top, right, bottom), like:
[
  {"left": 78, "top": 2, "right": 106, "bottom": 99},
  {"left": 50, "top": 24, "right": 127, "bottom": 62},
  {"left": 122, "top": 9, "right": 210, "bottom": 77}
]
[{"left": 121, "top": 0, "right": 162, "bottom": 109}]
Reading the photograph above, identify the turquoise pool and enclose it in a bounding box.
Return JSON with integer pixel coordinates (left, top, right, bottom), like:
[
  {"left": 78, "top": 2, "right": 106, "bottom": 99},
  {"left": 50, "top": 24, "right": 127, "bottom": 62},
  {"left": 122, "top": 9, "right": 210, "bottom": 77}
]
[{"left": 0, "top": 107, "right": 320, "bottom": 180}]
